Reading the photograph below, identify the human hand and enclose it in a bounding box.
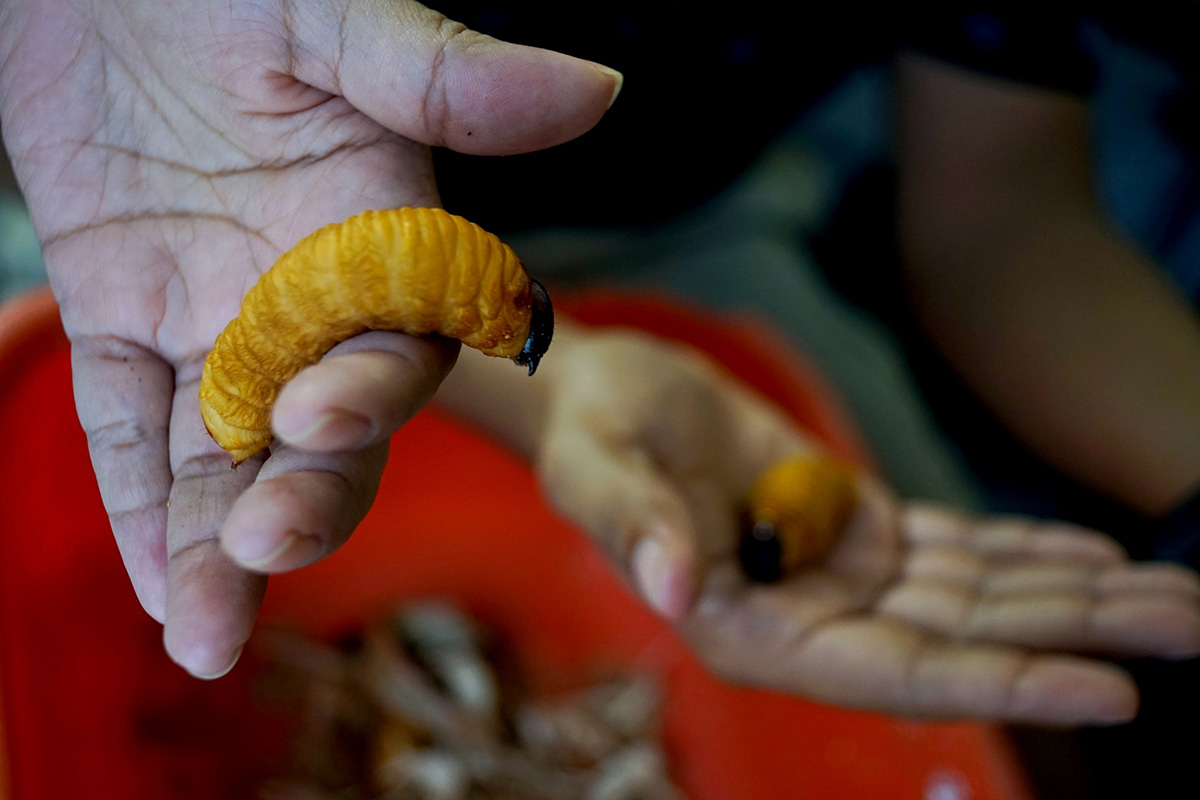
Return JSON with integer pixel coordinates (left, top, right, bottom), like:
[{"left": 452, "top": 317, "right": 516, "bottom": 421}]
[
  {"left": 0, "top": 0, "right": 619, "bottom": 677},
  {"left": 528, "top": 328, "right": 1200, "bottom": 726}
]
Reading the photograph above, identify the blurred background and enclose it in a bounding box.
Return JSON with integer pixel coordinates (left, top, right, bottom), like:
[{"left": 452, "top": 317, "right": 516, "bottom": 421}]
[
  {"left": 0, "top": 147, "right": 41, "bottom": 303},
  {"left": 3, "top": 3, "right": 1199, "bottom": 798}
]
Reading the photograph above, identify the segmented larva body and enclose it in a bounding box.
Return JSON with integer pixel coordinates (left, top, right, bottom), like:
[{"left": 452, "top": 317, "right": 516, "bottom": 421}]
[
  {"left": 739, "top": 455, "right": 858, "bottom": 582},
  {"left": 200, "top": 207, "right": 552, "bottom": 465}
]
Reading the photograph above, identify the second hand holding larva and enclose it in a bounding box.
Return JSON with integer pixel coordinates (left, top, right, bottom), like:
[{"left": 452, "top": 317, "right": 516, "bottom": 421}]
[{"left": 199, "top": 207, "right": 553, "bottom": 465}]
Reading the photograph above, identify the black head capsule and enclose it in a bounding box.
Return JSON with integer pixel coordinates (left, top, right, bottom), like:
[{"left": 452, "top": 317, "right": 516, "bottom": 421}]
[
  {"left": 738, "top": 518, "right": 785, "bottom": 583},
  {"left": 514, "top": 278, "right": 554, "bottom": 376}
]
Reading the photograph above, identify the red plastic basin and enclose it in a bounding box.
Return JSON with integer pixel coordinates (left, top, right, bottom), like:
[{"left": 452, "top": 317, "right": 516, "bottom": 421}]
[{"left": 0, "top": 286, "right": 1031, "bottom": 799}]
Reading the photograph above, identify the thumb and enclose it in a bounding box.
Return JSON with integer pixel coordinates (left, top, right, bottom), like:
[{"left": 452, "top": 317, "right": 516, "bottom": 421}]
[
  {"left": 287, "top": 0, "right": 622, "bottom": 155},
  {"left": 539, "top": 423, "right": 700, "bottom": 621}
]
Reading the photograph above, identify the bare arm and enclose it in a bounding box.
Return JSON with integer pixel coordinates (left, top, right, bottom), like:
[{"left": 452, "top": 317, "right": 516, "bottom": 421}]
[{"left": 897, "top": 52, "right": 1200, "bottom": 516}]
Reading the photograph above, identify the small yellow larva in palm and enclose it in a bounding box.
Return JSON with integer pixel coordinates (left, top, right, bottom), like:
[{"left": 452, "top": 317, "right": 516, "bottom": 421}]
[
  {"left": 739, "top": 454, "right": 858, "bottom": 582},
  {"left": 199, "top": 207, "right": 553, "bottom": 465}
]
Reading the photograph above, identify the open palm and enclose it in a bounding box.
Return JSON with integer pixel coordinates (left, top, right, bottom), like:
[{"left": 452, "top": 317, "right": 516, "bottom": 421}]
[
  {"left": 0, "top": 0, "right": 619, "bottom": 677},
  {"left": 527, "top": 329, "right": 1200, "bottom": 725}
]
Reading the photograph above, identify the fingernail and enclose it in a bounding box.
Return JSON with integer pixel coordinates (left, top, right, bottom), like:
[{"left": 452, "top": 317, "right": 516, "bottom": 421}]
[
  {"left": 236, "top": 530, "right": 323, "bottom": 571},
  {"left": 194, "top": 645, "right": 243, "bottom": 681},
  {"left": 276, "top": 409, "right": 373, "bottom": 449},
  {"left": 633, "top": 537, "right": 683, "bottom": 619},
  {"left": 593, "top": 64, "right": 624, "bottom": 109}
]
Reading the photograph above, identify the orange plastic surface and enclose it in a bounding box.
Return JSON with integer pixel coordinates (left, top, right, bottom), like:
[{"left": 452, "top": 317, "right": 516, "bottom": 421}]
[{"left": 0, "top": 286, "right": 1032, "bottom": 800}]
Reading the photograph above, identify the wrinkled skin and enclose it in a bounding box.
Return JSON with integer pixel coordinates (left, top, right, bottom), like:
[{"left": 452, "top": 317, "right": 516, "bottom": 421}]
[{"left": 0, "top": 0, "right": 619, "bottom": 677}]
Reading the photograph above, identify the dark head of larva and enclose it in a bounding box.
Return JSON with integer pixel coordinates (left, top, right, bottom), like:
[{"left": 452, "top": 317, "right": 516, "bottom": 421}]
[
  {"left": 738, "top": 515, "right": 785, "bottom": 583},
  {"left": 514, "top": 278, "right": 554, "bottom": 377}
]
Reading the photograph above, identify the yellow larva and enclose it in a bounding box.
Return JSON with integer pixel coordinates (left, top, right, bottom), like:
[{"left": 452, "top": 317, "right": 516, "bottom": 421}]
[
  {"left": 739, "top": 455, "right": 858, "bottom": 582},
  {"left": 199, "top": 207, "right": 553, "bottom": 465}
]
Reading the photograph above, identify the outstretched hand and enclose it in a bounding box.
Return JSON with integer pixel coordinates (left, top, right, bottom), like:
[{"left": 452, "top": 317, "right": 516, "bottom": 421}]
[
  {"left": 443, "top": 325, "right": 1200, "bottom": 726},
  {"left": 0, "top": 0, "right": 620, "bottom": 677}
]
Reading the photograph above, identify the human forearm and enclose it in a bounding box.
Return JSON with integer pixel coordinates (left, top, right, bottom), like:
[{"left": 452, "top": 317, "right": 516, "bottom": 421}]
[
  {"left": 897, "top": 53, "right": 1200, "bottom": 516},
  {"left": 904, "top": 205, "right": 1200, "bottom": 515}
]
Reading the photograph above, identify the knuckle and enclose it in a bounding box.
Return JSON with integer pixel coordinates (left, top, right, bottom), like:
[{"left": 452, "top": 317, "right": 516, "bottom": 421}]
[
  {"left": 85, "top": 414, "right": 150, "bottom": 455},
  {"left": 418, "top": 14, "right": 474, "bottom": 142}
]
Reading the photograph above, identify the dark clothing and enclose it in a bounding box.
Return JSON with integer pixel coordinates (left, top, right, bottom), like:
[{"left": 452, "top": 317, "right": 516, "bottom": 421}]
[
  {"left": 899, "top": 3, "right": 1200, "bottom": 305},
  {"left": 431, "top": 2, "right": 893, "bottom": 233},
  {"left": 902, "top": 5, "right": 1097, "bottom": 94}
]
